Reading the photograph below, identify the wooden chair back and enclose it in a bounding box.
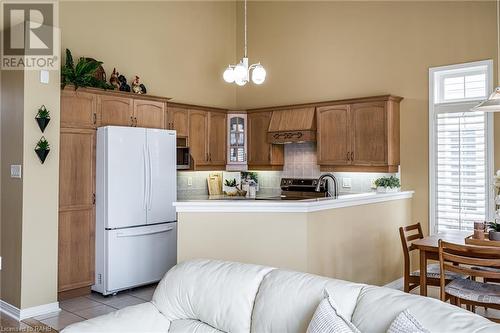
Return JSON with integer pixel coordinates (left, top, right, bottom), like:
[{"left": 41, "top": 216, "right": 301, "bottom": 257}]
[
  {"left": 399, "top": 223, "right": 424, "bottom": 278},
  {"left": 438, "top": 240, "right": 500, "bottom": 301}
]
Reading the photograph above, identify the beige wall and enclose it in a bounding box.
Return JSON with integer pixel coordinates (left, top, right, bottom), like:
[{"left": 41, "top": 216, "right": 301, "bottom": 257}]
[
  {"left": 236, "top": 1, "right": 497, "bottom": 236},
  {"left": 20, "top": 70, "right": 60, "bottom": 308},
  {"left": 178, "top": 198, "right": 413, "bottom": 286},
  {"left": 59, "top": 1, "right": 237, "bottom": 109},
  {"left": 1, "top": 71, "right": 25, "bottom": 308}
]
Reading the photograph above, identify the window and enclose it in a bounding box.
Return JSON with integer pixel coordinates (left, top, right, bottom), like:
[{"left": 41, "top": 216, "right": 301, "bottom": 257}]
[{"left": 429, "top": 60, "right": 494, "bottom": 234}]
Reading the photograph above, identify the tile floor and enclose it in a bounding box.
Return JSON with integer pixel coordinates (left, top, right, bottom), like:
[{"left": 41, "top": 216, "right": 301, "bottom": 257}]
[{"left": 33, "top": 283, "right": 157, "bottom": 331}]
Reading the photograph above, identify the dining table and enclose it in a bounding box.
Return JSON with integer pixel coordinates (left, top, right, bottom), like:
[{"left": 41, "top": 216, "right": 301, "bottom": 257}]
[{"left": 412, "top": 230, "right": 470, "bottom": 296}]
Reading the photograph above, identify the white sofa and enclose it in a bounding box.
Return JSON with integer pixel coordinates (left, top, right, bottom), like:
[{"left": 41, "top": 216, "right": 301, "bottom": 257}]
[{"left": 63, "top": 259, "right": 500, "bottom": 333}]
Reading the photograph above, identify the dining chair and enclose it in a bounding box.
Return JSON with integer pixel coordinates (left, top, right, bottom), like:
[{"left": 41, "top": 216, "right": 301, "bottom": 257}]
[
  {"left": 399, "top": 223, "right": 463, "bottom": 293},
  {"left": 438, "top": 240, "right": 500, "bottom": 323}
]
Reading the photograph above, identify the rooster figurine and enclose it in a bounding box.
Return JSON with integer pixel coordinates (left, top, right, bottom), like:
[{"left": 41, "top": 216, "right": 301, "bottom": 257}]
[
  {"left": 131, "top": 76, "right": 147, "bottom": 94},
  {"left": 109, "top": 68, "right": 120, "bottom": 90}
]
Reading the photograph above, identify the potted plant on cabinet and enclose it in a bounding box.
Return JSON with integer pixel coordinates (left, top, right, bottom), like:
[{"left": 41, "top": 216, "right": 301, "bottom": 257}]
[
  {"left": 374, "top": 176, "right": 401, "bottom": 193},
  {"left": 35, "top": 105, "right": 50, "bottom": 132},
  {"left": 35, "top": 137, "right": 50, "bottom": 164},
  {"left": 487, "top": 221, "right": 500, "bottom": 241}
]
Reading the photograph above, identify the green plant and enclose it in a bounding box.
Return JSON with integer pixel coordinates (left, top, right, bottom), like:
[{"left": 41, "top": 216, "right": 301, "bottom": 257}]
[
  {"left": 36, "top": 137, "right": 50, "bottom": 151},
  {"left": 242, "top": 171, "right": 258, "bottom": 183},
  {"left": 36, "top": 105, "right": 50, "bottom": 119},
  {"left": 224, "top": 178, "right": 237, "bottom": 187},
  {"left": 61, "top": 49, "right": 114, "bottom": 90},
  {"left": 374, "top": 176, "right": 400, "bottom": 188},
  {"left": 487, "top": 221, "right": 500, "bottom": 232}
]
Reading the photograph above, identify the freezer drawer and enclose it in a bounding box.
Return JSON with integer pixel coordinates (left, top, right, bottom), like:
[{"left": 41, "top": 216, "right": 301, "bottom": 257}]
[{"left": 106, "top": 222, "right": 177, "bottom": 293}]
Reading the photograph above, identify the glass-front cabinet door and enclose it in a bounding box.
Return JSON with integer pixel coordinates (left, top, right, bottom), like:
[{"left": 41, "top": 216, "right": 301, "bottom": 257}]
[{"left": 227, "top": 114, "right": 247, "bottom": 168}]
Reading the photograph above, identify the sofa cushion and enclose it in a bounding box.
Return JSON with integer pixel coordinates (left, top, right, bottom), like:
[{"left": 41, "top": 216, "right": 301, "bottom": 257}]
[
  {"left": 307, "top": 294, "right": 360, "bottom": 333},
  {"left": 251, "top": 269, "right": 364, "bottom": 333},
  {"left": 153, "top": 259, "right": 274, "bottom": 333},
  {"left": 169, "top": 319, "right": 224, "bottom": 333},
  {"left": 387, "top": 310, "right": 429, "bottom": 333},
  {"left": 351, "top": 285, "right": 500, "bottom": 333},
  {"left": 61, "top": 302, "right": 170, "bottom": 333}
]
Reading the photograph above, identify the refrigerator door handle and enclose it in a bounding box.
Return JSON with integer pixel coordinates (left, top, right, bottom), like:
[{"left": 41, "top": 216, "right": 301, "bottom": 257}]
[
  {"left": 148, "top": 146, "right": 153, "bottom": 210},
  {"left": 116, "top": 226, "right": 174, "bottom": 238},
  {"left": 143, "top": 145, "right": 148, "bottom": 210}
]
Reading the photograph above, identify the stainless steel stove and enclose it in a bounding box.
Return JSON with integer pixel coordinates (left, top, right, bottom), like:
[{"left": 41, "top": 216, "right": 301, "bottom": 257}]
[{"left": 257, "top": 178, "right": 330, "bottom": 200}]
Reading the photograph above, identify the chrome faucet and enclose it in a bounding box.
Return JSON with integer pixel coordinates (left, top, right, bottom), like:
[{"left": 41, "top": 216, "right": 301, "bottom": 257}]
[{"left": 315, "top": 173, "right": 339, "bottom": 199}]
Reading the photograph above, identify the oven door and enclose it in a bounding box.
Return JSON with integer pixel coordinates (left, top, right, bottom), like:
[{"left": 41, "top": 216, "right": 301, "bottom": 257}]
[{"left": 177, "top": 147, "right": 190, "bottom": 170}]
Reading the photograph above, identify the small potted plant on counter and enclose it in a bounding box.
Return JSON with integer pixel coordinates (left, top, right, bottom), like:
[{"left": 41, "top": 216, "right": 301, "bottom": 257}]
[
  {"left": 374, "top": 176, "right": 401, "bottom": 193},
  {"left": 224, "top": 178, "right": 239, "bottom": 196},
  {"left": 487, "top": 221, "right": 500, "bottom": 241}
]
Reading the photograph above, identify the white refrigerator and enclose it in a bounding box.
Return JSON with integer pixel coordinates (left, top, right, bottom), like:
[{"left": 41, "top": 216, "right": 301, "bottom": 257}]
[{"left": 93, "top": 126, "right": 177, "bottom": 295}]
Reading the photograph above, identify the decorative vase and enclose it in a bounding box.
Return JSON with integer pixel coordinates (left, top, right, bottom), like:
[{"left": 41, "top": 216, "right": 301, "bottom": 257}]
[
  {"left": 35, "top": 148, "right": 50, "bottom": 164},
  {"left": 489, "top": 230, "right": 500, "bottom": 241},
  {"left": 35, "top": 117, "right": 50, "bottom": 132}
]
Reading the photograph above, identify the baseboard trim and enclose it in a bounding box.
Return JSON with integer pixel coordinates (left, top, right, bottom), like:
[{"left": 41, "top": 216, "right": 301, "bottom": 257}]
[{"left": 0, "top": 300, "right": 60, "bottom": 321}]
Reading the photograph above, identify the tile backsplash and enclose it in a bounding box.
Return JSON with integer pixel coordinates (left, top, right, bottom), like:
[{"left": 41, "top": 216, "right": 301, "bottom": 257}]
[{"left": 177, "top": 142, "right": 397, "bottom": 199}]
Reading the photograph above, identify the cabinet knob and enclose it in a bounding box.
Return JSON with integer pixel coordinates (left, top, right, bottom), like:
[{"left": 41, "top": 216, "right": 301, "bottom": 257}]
[{"left": 130, "top": 116, "right": 134, "bottom": 127}]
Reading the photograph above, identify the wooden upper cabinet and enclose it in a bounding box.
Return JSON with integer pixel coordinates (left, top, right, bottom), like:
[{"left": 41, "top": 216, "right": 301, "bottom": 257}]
[
  {"left": 188, "top": 110, "right": 209, "bottom": 166},
  {"left": 350, "top": 102, "right": 387, "bottom": 166},
  {"left": 248, "top": 112, "right": 284, "bottom": 169},
  {"left": 168, "top": 106, "right": 189, "bottom": 137},
  {"left": 134, "top": 99, "right": 165, "bottom": 129},
  {"left": 59, "top": 129, "right": 96, "bottom": 209},
  {"left": 99, "top": 95, "right": 134, "bottom": 127},
  {"left": 316, "top": 97, "right": 401, "bottom": 172},
  {"left": 208, "top": 112, "right": 227, "bottom": 166},
  {"left": 61, "top": 90, "right": 97, "bottom": 129},
  {"left": 317, "top": 105, "right": 351, "bottom": 166}
]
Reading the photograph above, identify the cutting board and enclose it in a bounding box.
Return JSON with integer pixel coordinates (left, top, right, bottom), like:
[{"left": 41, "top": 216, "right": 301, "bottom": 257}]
[{"left": 207, "top": 174, "right": 222, "bottom": 196}]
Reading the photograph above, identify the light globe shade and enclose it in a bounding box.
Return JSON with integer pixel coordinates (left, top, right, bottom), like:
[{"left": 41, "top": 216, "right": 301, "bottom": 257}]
[
  {"left": 233, "top": 63, "right": 248, "bottom": 81},
  {"left": 251, "top": 65, "right": 266, "bottom": 84},
  {"left": 223, "top": 66, "right": 235, "bottom": 83},
  {"left": 235, "top": 77, "right": 247, "bottom": 86},
  {"left": 472, "top": 87, "right": 500, "bottom": 112}
]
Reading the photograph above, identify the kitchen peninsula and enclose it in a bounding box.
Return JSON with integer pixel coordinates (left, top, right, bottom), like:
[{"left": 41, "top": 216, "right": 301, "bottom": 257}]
[{"left": 174, "top": 191, "right": 413, "bottom": 286}]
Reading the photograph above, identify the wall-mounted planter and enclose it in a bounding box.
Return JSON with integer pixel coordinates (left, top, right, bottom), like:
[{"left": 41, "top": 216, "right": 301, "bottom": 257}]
[
  {"left": 35, "top": 105, "right": 51, "bottom": 132},
  {"left": 36, "top": 117, "right": 50, "bottom": 132},
  {"left": 35, "top": 136, "right": 50, "bottom": 164}
]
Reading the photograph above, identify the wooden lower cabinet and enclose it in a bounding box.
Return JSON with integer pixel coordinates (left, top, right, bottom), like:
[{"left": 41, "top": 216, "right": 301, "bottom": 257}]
[
  {"left": 248, "top": 111, "right": 284, "bottom": 170},
  {"left": 58, "top": 128, "right": 96, "bottom": 298}
]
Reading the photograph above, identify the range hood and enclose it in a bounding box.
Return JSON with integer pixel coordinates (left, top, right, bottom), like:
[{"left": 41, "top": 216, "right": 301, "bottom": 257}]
[{"left": 267, "top": 107, "right": 316, "bottom": 144}]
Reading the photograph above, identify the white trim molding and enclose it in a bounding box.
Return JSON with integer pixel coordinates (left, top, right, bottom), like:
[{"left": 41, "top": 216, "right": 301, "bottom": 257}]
[
  {"left": 174, "top": 191, "right": 414, "bottom": 213},
  {"left": 0, "top": 300, "right": 60, "bottom": 321}
]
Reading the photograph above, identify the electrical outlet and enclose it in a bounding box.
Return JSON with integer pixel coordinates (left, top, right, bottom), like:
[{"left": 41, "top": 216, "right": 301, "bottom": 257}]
[
  {"left": 187, "top": 176, "right": 193, "bottom": 186},
  {"left": 342, "top": 177, "right": 352, "bottom": 188},
  {"left": 10, "top": 165, "right": 22, "bottom": 178}
]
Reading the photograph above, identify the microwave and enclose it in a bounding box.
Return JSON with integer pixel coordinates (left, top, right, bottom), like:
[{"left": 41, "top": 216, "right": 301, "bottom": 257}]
[{"left": 177, "top": 146, "right": 190, "bottom": 170}]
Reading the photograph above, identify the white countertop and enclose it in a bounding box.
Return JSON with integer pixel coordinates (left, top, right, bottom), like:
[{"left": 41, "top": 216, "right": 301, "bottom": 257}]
[{"left": 173, "top": 191, "right": 414, "bottom": 213}]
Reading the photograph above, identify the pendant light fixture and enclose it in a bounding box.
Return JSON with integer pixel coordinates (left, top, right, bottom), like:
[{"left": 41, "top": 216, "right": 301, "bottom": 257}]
[
  {"left": 473, "top": 0, "right": 500, "bottom": 112},
  {"left": 223, "top": 0, "right": 266, "bottom": 86}
]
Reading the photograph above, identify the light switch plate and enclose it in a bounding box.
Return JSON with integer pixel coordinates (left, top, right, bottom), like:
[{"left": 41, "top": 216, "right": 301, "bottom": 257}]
[
  {"left": 10, "top": 165, "right": 22, "bottom": 178},
  {"left": 342, "top": 177, "right": 352, "bottom": 188},
  {"left": 40, "top": 70, "right": 49, "bottom": 84},
  {"left": 187, "top": 177, "right": 193, "bottom": 186}
]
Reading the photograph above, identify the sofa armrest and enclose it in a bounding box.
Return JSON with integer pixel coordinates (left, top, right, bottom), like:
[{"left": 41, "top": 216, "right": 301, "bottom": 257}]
[{"left": 61, "top": 302, "right": 170, "bottom": 333}]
